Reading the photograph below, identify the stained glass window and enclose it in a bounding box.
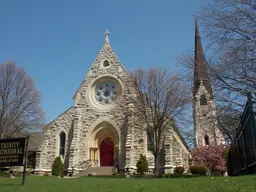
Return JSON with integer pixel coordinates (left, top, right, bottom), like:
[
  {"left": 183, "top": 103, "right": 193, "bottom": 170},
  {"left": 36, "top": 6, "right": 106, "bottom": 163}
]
[
  {"left": 59, "top": 132, "right": 66, "bottom": 157},
  {"left": 95, "top": 82, "right": 118, "bottom": 105}
]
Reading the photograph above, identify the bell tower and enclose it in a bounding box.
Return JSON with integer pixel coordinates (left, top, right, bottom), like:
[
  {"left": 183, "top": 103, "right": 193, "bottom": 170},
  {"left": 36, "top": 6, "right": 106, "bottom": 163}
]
[{"left": 193, "top": 18, "right": 225, "bottom": 147}]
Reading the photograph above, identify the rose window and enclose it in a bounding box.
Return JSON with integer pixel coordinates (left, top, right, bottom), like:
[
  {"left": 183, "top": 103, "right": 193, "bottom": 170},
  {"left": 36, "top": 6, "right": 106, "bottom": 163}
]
[{"left": 95, "top": 82, "right": 118, "bottom": 105}]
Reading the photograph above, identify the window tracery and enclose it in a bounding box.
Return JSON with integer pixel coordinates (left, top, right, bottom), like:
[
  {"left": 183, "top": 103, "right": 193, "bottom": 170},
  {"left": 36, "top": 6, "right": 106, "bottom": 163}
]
[{"left": 95, "top": 82, "right": 117, "bottom": 105}]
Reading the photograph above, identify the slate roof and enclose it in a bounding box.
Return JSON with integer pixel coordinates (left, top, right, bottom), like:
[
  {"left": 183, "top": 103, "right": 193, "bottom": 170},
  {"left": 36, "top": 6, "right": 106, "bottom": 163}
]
[
  {"left": 172, "top": 123, "right": 190, "bottom": 151},
  {"left": 193, "top": 18, "right": 213, "bottom": 99},
  {"left": 27, "top": 132, "right": 44, "bottom": 151}
]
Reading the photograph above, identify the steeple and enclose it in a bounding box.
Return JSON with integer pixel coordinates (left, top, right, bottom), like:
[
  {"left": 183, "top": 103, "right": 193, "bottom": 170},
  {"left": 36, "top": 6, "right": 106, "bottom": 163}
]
[{"left": 193, "top": 17, "right": 213, "bottom": 98}]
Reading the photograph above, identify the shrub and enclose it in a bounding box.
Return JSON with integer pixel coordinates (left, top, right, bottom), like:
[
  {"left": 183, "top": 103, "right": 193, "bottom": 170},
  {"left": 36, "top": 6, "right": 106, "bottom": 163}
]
[
  {"left": 52, "top": 156, "right": 64, "bottom": 176},
  {"left": 175, "top": 166, "right": 185, "bottom": 174},
  {"left": 189, "top": 165, "right": 208, "bottom": 175},
  {"left": 136, "top": 154, "right": 149, "bottom": 175}
]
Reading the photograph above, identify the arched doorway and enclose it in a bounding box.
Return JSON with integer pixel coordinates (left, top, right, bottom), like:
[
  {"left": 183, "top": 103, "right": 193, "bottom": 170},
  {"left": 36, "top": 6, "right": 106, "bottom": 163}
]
[
  {"left": 100, "top": 137, "right": 114, "bottom": 166},
  {"left": 88, "top": 120, "right": 120, "bottom": 167}
]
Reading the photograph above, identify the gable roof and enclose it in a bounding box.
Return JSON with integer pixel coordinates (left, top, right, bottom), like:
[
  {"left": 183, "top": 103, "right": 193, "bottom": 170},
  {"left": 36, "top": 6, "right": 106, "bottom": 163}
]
[
  {"left": 170, "top": 121, "right": 190, "bottom": 151},
  {"left": 27, "top": 132, "right": 44, "bottom": 151}
]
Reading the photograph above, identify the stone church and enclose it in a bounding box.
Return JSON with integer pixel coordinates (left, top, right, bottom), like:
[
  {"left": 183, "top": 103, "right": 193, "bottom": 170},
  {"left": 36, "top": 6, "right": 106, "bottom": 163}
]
[{"left": 34, "top": 20, "right": 224, "bottom": 174}]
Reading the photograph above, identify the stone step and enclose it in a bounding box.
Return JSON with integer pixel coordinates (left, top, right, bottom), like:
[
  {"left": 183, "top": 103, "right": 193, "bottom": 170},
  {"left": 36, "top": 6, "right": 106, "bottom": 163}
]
[{"left": 75, "top": 166, "right": 115, "bottom": 177}]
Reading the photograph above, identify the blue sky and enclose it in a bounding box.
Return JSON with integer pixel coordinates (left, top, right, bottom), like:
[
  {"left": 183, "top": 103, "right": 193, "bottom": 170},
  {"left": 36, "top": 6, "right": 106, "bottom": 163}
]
[{"left": 0, "top": 0, "right": 209, "bottom": 123}]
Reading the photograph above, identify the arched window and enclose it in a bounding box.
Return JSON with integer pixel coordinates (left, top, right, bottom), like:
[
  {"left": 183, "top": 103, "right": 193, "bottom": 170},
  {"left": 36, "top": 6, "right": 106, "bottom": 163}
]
[
  {"left": 204, "top": 135, "right": 209, "bottom": 145},
  {"left": 200, "top": 94, "right": 207, "bottom": 105},
  {"left": 103, "top": 60, "right": 110, "bottom": 67},
  {"left": 59, "top": 132, "right": 66, "bottom": 157}
]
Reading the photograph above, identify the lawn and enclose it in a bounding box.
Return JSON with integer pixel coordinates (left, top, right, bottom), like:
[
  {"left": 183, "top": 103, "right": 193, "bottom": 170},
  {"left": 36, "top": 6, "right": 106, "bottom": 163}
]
[{"left": 0, "top": 175, "right": 256, "bottom": 192}]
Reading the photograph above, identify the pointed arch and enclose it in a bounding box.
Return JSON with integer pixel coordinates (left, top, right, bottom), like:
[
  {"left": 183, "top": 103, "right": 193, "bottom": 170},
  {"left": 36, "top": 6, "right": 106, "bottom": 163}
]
[
  {"left": 59, "top": 131, "right": 66, "bottom": 157},
  {"left": 87, "top": 117, "right": 121, "bottom": 160}
]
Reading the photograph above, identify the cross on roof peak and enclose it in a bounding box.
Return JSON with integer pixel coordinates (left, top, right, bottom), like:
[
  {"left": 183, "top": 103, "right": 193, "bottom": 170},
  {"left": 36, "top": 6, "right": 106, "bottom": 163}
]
[{"left": 104, "top": 29, "right": 110, "bottom": 44}]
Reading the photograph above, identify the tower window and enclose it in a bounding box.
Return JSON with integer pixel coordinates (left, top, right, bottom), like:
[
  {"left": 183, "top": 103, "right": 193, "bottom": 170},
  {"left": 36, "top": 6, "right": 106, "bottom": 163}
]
[
  {"left": 103, "top": 60, "right": 110, "bottom": 67},
  {"left": 204, "top": 135, "right": 209, "bottom": 145},
  {"left": 200, "top": 94, "right": 207, "bottom": 105},
  {"left": 59, "top": 131, "right": 66, "bottom": 157}
]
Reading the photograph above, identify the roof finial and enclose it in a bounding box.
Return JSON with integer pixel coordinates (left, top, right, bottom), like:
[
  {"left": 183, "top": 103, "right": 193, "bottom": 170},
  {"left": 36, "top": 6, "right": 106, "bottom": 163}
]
[{"left": 104, "top": 29, "right": 110, "bottom": 44}]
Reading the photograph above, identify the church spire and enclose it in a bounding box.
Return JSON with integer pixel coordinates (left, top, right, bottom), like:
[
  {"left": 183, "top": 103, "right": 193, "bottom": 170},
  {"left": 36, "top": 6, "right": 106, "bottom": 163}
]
[
  {"left": 193, "top": 17, "right": 213, "bottom": 98},
  {"left": 194, "top": 17, "right": 204, "bottom": 58}
]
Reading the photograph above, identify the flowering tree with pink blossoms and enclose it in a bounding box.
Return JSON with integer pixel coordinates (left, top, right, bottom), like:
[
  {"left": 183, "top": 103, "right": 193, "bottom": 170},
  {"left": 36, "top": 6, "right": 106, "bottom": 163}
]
[{"left": 191, "top": 145, "right": 229, "bottom": 174}]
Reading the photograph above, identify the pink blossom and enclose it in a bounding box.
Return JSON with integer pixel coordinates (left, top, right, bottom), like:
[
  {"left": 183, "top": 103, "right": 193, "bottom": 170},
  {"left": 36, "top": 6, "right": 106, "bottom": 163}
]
[{"left": 191, "top": 145, "right": 229, "bottom": 173}]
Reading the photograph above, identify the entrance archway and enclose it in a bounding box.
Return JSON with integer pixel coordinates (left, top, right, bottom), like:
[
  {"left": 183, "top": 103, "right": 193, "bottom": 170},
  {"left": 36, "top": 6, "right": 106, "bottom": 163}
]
[
  {"left": 100, "top": 137, "right": 114, "bottom": 166},
  {"left": 88, "top": 120, "right": 120, "bottom": 167}
]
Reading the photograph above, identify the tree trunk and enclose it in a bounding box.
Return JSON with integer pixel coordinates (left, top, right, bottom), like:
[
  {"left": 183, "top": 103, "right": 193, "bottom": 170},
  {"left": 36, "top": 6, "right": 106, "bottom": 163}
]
[{"left": 154, "top": 153, "right": 160, "bottom": 176}]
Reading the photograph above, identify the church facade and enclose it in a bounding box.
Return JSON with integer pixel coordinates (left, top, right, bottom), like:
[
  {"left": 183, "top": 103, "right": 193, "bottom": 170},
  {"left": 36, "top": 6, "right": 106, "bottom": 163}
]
[{"left": 35, "top": 30, "right": 190, "bottom": 174}]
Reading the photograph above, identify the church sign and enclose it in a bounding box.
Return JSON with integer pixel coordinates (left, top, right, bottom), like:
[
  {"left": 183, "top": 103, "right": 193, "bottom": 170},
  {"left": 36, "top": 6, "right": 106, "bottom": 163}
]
[{"left": 0, "top": 137, "right": 26, "bottom": 166}]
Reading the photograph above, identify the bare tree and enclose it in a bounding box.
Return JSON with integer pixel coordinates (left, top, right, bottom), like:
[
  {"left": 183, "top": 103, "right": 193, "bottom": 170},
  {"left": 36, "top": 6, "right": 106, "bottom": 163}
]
[
  {"left": 0, "top": 61, "right": 44, "bottom": 139},
  {"left": 124, "top": 67, "right": 190, "bottom": 176},
  {"left": 198, "top": 0, "right": 256, "bottom": 98}
]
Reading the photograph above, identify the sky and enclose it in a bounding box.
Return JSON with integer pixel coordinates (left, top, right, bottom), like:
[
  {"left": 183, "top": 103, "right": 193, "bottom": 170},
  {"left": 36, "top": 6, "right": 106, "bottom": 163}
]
[{"left": 0, "top": 0, "right": 209, "bottom": 123}]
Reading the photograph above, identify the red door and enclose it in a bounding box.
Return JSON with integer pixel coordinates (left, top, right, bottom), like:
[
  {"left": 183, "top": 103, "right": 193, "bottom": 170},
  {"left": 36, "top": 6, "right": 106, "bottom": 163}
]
[{"left": 100, "top": 138, "right": 114, "bottom": 166}]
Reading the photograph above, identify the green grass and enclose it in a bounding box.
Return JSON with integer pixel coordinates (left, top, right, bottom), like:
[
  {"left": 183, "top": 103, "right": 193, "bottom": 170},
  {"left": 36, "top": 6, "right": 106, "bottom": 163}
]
[{"left": 0, "top": 175, "right": 256, "bottom": 192}]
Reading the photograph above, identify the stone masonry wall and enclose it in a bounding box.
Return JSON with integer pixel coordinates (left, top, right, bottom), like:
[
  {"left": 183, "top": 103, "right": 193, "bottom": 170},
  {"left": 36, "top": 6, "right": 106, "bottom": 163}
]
[
  {"left": 194, "top": 83, "right": 225, "bottom": 147},
  {"left": 36, "top": 107, "right": 75, "bottom": 171}
]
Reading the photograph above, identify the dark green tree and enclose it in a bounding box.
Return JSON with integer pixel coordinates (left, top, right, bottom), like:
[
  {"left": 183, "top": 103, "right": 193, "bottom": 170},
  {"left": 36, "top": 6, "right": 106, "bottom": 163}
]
[
  {"left": 52, "top": 156, "right": 63, "bottom": 176},
  {"left": 136, "top": 154, "right": 149, "bottom": 175}
]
